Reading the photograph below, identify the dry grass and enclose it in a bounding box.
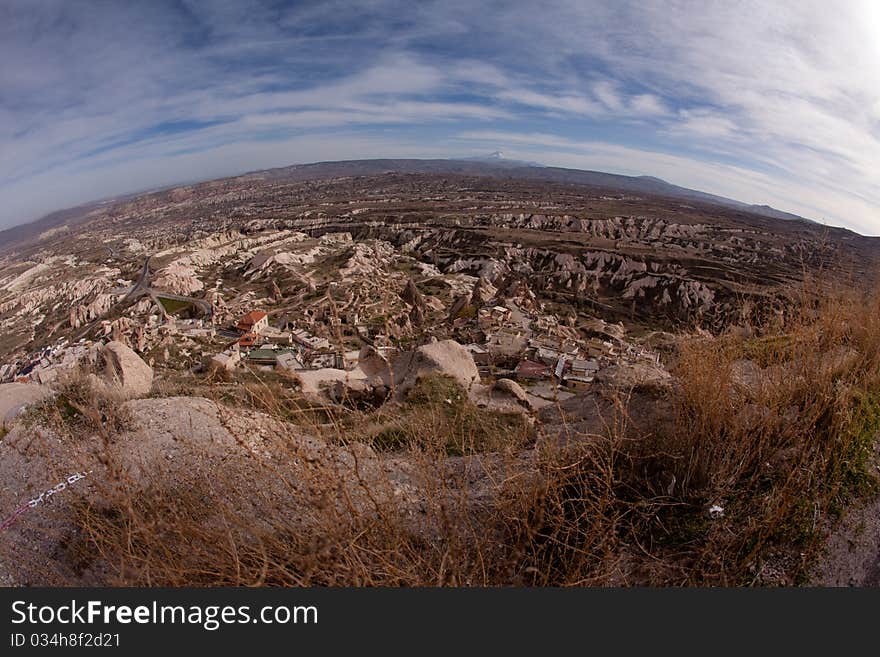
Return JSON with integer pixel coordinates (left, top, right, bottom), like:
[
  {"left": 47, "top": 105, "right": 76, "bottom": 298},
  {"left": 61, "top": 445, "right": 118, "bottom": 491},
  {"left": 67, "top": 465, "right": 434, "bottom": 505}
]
[
  {"left": 657, "top": 283, "right": 880, "bottom": 583},
  {"left": 27, "top": 284, "right": 880, "bottom": 586},
  {"left": 21, "top": 368, "right": 133, "bottom": 440},
  {"left": 368, "top": 374, "right": 533, "bottom": 455}
]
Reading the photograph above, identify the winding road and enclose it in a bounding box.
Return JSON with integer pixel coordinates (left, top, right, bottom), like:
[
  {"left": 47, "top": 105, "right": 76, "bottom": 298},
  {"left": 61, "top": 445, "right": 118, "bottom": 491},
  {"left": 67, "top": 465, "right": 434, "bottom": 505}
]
[{"left": 75, "top": 255, "right": 212, "bottom": 339}]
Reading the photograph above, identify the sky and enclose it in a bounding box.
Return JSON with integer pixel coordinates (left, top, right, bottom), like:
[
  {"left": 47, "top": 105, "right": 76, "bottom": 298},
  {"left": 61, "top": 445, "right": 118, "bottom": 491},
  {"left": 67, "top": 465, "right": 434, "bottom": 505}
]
[{"left": 2, "top": 1, "right": 880, "bottom": 234}]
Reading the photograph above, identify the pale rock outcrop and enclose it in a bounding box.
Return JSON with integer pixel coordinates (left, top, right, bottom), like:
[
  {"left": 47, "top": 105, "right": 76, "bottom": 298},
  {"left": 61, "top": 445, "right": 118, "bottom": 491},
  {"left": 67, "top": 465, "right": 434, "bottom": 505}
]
[
  {"left": 152, "top": 261, "right": 204, "bottom": 295},
  {"left": 358, "top": 341, "right": 481, "bottom": 400},
  {"left": 414, "top": 262, "right": 442, "bottom": 277},
  {"left": 3, "top": 260, "right": 53, "bottom": 292},
  {"left": 358, "top": 346, "right": 392, "bottom": 381},
  {"left": 94, "top": 341, "right": 153, "bottom": 398},
  {"left": 319, "top": 232, "right": 353, "bottom": 245},
  {"left": 470, "top": 276, "right": 497, "bottom": 306},
  {"left": 339, "top": 241, "right": 395, "bottom": 278},
  {"left": 447, "top": 257, "right": 506, "bottom": 281},
  {"left": 493, "top": 378, "right": 530, "bottom": 406},
  {"left": 467, "top": 377, "right": 535, "bottom": 418},
  {"left": 295, "top": 368, "right": 367, "bottom": 398},
  {"left": 245, "top": 249, "right": 322, "bottom": 277},
  {"left": 69, "top": 292, "right": 117, "bottom": 329},
  {"left": 383, "top": 340, "right": 480, "bottom": 399}
]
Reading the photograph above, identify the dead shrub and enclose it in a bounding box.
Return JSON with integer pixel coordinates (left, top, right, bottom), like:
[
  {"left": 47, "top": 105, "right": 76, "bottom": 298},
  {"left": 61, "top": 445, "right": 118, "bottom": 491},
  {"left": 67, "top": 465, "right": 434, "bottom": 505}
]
[
  {"left": 370, "top": 374, "right": 532, "bottom": 455},
  {"left": 23, "top": 368, "right": 132, "bottom": 440}
]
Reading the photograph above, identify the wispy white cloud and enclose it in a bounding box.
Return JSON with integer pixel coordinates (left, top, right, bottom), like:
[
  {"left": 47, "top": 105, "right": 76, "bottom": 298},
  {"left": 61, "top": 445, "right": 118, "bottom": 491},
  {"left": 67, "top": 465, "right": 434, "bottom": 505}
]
[{"left": 665, "top": 110, "right": 739, "bottom": 140}]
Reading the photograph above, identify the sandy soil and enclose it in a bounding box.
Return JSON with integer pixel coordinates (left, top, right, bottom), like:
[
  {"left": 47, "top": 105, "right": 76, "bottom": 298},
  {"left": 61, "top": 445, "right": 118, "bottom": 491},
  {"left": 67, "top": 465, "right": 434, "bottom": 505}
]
[{"left": 810, "top": 446, "right": 880, "bottom": 587}]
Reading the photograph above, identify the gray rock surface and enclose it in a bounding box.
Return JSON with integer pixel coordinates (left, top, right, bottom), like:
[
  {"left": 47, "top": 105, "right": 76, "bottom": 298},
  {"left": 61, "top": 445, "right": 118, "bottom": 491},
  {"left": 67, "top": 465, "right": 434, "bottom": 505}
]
[{"left": 0, "top": 383, "right": 52, "bottom": 426}]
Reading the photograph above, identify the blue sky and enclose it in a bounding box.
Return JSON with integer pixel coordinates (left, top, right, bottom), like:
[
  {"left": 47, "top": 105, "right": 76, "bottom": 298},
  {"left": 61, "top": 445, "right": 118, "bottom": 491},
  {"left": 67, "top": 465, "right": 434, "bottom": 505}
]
[{"left": 2, "top": 1, "right": 880, "bottom": 233}]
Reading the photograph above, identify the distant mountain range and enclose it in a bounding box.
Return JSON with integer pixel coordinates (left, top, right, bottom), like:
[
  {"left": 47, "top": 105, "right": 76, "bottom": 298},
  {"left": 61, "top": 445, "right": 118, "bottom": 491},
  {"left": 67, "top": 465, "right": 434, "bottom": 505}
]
[
  {"left": 240, "top": 155, "right": 819, "bottom": 225},
  {"left": 465, "top": 155, "right": 816, "bottom": 224},
  {"left": 463, "top": 151, "right": 545, "bottom": 168},
  {"left": 1, "top": 156, "right": 825, "bottom": 250}
]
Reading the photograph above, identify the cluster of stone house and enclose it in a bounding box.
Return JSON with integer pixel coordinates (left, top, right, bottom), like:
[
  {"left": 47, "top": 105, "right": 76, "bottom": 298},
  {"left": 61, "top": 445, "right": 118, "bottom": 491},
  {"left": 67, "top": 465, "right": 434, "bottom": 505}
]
[
  {"left": 506, "top": 337, "right": 604, "bottom": 388},
  {"left": 211, "top": 310, "right": 341, "bottom": 373}
]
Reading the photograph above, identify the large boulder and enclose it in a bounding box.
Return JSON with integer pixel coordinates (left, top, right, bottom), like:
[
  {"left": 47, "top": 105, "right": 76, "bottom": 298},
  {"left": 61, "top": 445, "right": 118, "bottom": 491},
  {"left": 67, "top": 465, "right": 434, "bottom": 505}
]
[
  {"left": 96, "top": 341, "right": 153, "bottom": 399},
  {"left": 384, "top": 340, "right": 480, "bottom": 399},
  {"left": 352, "top": 341, "right": 481, "bottom": 404},
  {"left": 493, "top": 378, "right": 531, "bottom": 407},
  {"left": 358, "top": 346, "right": 392, "bottom": 380},
  {"left": 0, "top": 383, "right": 52, "bottom": 427},
  {"left": 468, "top": 379, "right": 535, "bottom": 419},
  {"left": 295, "top": 368, "right": 367, "bottom": 398}
]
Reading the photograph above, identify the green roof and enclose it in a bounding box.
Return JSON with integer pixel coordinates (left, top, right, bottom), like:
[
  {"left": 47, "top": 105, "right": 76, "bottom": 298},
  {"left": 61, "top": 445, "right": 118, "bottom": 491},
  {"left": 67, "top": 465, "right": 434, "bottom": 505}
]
[{"left": 246, "top": 348, "right": 297, "bottom": 362}]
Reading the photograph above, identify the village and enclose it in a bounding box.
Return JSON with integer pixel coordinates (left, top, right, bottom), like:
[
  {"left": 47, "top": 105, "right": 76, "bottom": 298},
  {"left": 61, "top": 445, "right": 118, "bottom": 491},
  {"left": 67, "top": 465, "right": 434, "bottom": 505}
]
[
  {"left": 215, "top": 255, "right": 666, "bottom": 398},
  {"left": 0, "top": 205, "right": 678, "bottom": 414},
  {"left": 0, "top": 260, "right": 668, "bottom": 411}
]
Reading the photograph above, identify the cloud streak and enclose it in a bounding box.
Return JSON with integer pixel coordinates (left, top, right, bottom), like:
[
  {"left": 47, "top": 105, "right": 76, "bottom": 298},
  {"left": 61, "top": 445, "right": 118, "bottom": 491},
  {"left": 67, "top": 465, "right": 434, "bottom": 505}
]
[{"left": 1, "top": 1, "right": 878, "bottom": 234}]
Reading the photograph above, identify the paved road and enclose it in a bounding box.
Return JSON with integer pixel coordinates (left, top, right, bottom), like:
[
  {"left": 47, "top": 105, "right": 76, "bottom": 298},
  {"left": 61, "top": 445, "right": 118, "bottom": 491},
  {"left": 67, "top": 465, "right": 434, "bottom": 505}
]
[
  {"left": 75, "top": 255, "right": 211, "bottom": 339},
  {"left": 120, "top": 256, "right": 212, "bottom": 315},
  {"left": 118, "top": 255, "right": 153, "bottom": 305}
]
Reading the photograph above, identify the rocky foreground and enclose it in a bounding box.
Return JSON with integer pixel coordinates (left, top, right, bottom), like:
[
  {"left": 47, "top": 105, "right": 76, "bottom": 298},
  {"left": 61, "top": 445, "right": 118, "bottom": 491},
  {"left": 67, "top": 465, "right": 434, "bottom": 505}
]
[
  {"left": 0, "top": 338, "right": 536, "bottom": 585},
  {"left": 1, "top": 319, "right": 878, "bottom": 587}
]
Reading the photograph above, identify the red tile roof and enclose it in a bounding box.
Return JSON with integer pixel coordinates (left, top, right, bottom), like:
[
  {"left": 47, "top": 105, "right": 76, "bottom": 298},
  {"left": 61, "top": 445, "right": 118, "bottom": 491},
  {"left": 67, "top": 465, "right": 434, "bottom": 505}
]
[
  {"left": 239, "top": 311, "right": 267, "bottom": 324},
  {"left": 514, "top": 359, "right": 551, "bottom": 379},
  {"left": 238, "top": 332, "right": 258, "bottom": 347},
  {"left": 236, "top": 311, "right": 267, "bottom": 331}
]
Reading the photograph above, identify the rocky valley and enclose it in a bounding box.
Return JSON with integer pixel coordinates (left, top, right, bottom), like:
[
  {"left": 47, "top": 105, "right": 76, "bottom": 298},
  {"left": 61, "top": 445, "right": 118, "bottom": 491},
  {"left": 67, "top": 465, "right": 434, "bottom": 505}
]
[{"left": 1, "top": 160, "right": 879, "bottom": 587}]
